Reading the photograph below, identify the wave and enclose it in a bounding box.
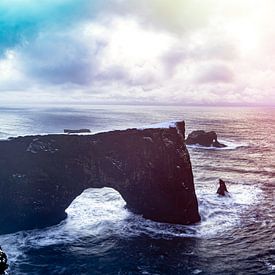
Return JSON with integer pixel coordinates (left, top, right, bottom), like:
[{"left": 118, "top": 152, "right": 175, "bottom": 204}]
[
  {"left": 187, "top": 139, "right": 248, "bottom": 151},
  {"left": 138, "top": 121, "right": 176, "bottom": 130},
  {"left": 69, "top": 184, "right": 262, "bottom": 239},
  {"left": 0, "top": 183, "right": 263, "bottom": 271},
  {"left": 194, "top": 183, "right": 262, "bottom": 236},
  {"left": 0, "top": 132, "right": 11, "bottom": 140}
]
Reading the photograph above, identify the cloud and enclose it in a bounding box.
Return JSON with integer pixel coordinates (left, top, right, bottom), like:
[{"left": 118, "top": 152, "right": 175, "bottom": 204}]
[
  {"left": 11, "top": 17, "right": 175, "bottom": 88},
  {"left": 110, "top": 0, "right": 215, "bottom": 33},
  {"left": 16, "top": 30, "right": 99, "bottom": 85},
  {"left": 0, "top": 0, "right": 274, "bottom": 106},
  {"left": 195, "top": 64, "right": 234, "bottom": 84},
  {"left": 0, "top": 0, "right": 110, "bottom": 55}
]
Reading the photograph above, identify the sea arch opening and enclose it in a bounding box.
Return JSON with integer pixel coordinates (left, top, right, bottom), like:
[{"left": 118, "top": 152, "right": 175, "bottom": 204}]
[{"left": 64, "top": 187, "right": 130, "bottom": 230}]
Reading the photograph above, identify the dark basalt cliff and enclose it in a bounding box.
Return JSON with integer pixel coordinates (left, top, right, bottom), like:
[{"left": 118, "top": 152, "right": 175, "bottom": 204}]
[
  {"left": 0, "top": 121, "right": 200, "bottom": 234},
  {"left": 186, "top": 130, "right": 226, "bottom": 148}
]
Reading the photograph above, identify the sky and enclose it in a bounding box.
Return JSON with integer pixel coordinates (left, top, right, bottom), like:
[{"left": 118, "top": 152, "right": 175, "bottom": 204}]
[{"left": 0, "top": 0, "right": 275, "bottom": 106}]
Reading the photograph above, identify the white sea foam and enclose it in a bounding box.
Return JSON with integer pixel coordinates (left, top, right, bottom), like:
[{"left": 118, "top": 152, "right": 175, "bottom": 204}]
[
  {"left": 187, "top": 139, "right": 248, "bottom": 151},
  {"left": 265, "top": 260, "right": 275, "bottom": 272},
  {"left": 192, "top": 269, "right": 203, "bottom": 274},
  {"left": 138, "top": 121, "right": 177, "bottom": 130},
  {"left": 75, "top": 183, "right": 261, "bottom": 239},
  {"left": 0, "top": 182, "right": 263, "bottom": 268},
  {"left": 0, "top": 132, "right": 11, "bottom": 140},
  {"left": 193, "top": 183, "right": 262, "bottom": 237}
]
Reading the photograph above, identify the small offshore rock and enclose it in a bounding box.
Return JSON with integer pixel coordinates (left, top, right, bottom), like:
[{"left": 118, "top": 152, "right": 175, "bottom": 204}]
[{"left": 186, "top": 130, "right": 226, "bottom": 148}]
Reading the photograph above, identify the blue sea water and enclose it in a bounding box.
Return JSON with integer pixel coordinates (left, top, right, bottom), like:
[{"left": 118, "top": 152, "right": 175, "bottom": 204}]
[{"left": 0, "top": 105, "right": 274, "bottom": 275}]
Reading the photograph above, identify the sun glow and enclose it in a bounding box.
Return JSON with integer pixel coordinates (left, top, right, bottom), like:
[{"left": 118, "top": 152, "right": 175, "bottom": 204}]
[
  {"left": 0, "top": 51, "right": 17, "bottom": 78},
  {"left": 0, "top": 0, "right": 275, "bottom": 105},
  {"left": 106, "top": 19, "right": 174, "bottom": 65},
  {"left": 225, "top": 22, "right": 262, "bottom": 55}
]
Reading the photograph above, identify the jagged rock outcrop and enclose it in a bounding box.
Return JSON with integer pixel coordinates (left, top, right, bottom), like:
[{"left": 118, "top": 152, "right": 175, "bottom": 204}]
[
  {"left": 217, "top": 179, "right": 229, "bottom": 196},
  {"left": 0, "top": 121, "right": 200, "bottom": 234},
  {"left": 0, "top": 246, "right": 8, "bottom": 274},
  {"left": 186, "top": 130, "right": 226, "bottom": 148}
]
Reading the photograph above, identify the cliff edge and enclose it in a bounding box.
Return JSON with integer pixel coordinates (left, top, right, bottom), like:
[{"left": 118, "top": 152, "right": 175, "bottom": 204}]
[{"left": 0, "top": 121, "right": 200, "bottom": 234}]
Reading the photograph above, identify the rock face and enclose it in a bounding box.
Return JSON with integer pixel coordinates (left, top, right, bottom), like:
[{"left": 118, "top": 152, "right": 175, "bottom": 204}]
[
  {"left": 0, "top": 121, "right": 200, "bottom": 234},
  {"left": 186, "top": 130, "right": 226, "bottom": 148},
  {"left": 0, "top": 246, "right": 8, "bottom": 274},
  {"left": 217, "top": 179, "right": 229, "bottom": 196}
]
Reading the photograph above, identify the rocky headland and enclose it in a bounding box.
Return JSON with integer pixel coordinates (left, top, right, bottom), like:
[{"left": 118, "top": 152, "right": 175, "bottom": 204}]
[{"left": 0, "top": 121, "right": 200, "bottom": 234}]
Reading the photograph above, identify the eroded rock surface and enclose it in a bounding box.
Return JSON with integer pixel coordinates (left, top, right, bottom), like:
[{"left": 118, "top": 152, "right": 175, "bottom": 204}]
[
  {"left": 186, "top": 130, "right": 226, "bottom": 148},
  {"left": 0, "top": 121, "right": 200, "bottom": 234}
]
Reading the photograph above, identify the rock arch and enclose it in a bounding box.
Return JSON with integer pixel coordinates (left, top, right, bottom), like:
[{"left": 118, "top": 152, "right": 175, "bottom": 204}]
[{"left": 0, "top": 122, "right": 200, "bottom": 234}]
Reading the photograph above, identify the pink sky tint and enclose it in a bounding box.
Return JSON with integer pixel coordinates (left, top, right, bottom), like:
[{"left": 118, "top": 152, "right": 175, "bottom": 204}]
[{"left": 0, "top": 0, "right": 274, "bottom": 106}]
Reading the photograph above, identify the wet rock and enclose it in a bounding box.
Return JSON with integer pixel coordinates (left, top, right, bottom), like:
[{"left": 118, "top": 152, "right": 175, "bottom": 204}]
[
  {"left": 27, "top": 138, "right": 59, "bottom": 154},
  {"left": 186, "top": 130, "right": 226, "bottom": 148},
  {"left": 0, "top": 246, "right": 8, "bottom": 274},
  {"left": 0, "top": 121, "right": 200, "bottom": 234},
  {"left": 217, "top": 179, "right": 229, "bottom": 196}
]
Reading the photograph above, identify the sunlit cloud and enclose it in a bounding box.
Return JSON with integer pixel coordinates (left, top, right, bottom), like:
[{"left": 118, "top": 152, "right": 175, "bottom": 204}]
[{"left": 0, "top": 0, "right": 274, "bottom": 106}]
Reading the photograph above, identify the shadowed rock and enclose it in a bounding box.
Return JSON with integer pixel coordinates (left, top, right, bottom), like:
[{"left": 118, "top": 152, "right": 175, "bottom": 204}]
[
  {"left": 217, "top": 179, "right": 229, "bottom": 196},
  {"left": 0, "top": 121, "right": 200, "bottom": 234},
  {"left": 0, "top": 246, "right": 8, "bottom": 274},
  {"left": 186, "top": 130, "right": 226, "bottom": 148}
]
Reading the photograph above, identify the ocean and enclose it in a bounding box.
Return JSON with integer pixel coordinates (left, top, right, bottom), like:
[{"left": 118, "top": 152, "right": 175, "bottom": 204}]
[{"left": 0, "top": 105, "right": 274, "bottom": 275}]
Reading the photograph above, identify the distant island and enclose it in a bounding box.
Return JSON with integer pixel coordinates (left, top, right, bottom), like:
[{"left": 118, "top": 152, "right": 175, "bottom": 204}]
[{"left": 64, "top": 129, "right": 91, "bottom": 134}]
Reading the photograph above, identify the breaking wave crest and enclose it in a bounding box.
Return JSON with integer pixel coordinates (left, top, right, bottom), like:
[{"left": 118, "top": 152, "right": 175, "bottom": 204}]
[
  {"left": 187, "top": 140, "right": 248, "bottom": 150},
  {"left": 0, "top": 183, "right": 262, "bottom": 267}
]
